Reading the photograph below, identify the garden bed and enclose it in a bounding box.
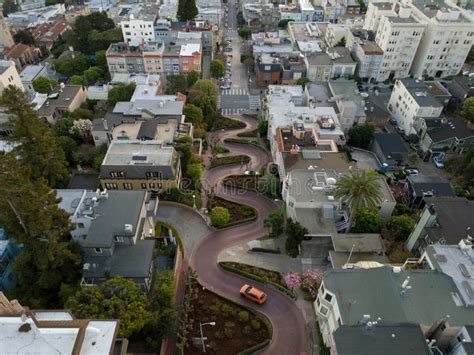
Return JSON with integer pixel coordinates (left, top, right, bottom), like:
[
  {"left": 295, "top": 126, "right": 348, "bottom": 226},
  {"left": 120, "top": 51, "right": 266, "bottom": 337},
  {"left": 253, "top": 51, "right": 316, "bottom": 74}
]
[
  {"left": 186, "top": 281, "right": 271, "bottom": 354},
  {"left": 237, "top": 129, "right": 258, "bottom": 138},
  {"left": 208, "top": 196, "right": 256, "bottom": 225},
  {"left": 224, "top": 138, "right": 268, "bottom": 151},
  {"left": 211, "top": 116, "right": 246, "bottom": 131},
  {"left": 210, "top": 155, "right": 250, "bottom": 169},
  {"left": 159, "top": 188, "right": 202, "bottom": 209},
  {"left": 222, "top": 174, "right": 281, "bottom": 199}
]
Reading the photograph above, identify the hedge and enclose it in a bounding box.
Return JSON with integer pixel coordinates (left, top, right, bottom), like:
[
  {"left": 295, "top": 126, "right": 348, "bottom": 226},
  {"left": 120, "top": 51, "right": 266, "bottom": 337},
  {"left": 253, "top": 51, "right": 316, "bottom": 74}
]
[
  {"left": 218, "top": 262, "right": 296, "bottom": 300},
  {"left": 155, "top": 221, "right": 184, "bottom": 258},
  {"left": 214, "top": 215, "right": 257, "bottom": 229},
  {"left": 210, "top": 154, "right": 251, "bottom": 169},
  {"left": 237, "top": 129, "right": 258, "bottom": 138},
  {"left": 211, "top": 116, "right": 246, "bottom": 131},
  {"left": 239, "top": 339, "right": 271, "bottom": 355},
  {"left": 224, "top": 138, "right": 268, "bottom": 152}
]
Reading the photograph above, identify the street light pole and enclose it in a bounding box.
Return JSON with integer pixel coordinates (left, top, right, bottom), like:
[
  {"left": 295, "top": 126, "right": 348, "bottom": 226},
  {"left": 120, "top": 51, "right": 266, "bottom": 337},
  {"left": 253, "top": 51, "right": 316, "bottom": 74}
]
[
  {"left": 192, "top": 194, "right": 196, "bottom": 209},
  {"left": 199, "top": 321, "right": 216, "bottom": 353}
]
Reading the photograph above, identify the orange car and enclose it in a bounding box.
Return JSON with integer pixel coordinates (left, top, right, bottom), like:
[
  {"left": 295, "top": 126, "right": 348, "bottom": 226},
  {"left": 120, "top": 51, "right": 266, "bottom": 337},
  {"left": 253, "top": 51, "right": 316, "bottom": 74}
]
[{"left": 240, "top": 284, "right": 267, "bottom": 304}]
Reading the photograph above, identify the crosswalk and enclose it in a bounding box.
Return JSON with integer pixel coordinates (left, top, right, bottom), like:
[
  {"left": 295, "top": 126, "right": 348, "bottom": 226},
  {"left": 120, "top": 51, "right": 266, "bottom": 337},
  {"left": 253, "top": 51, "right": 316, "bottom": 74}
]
[
  {"left": 220, "top": 89, "right": 249, "bottom": 95},
  {"left": 221, "top": 108, "right": 243, "bottom": 115},
  {"left": 248, "top": 95, "right": 261, "bottom": 110}
]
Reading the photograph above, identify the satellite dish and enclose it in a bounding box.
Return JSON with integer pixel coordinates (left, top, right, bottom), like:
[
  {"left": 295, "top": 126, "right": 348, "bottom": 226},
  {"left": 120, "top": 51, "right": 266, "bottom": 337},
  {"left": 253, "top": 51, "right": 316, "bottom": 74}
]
[{"left": 326, "top": 177, "right": 337, "bottom": 185}]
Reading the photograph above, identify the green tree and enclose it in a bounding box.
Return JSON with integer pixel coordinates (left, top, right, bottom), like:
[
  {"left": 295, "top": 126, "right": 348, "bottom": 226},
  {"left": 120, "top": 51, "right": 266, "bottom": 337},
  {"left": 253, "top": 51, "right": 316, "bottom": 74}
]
[
  {"left": 53, "top": 55, "right": 90, "bottom": 76},
  {"left": 296, "top": 77, "right": 310, "bottom": 88},
  {"left": 335, "top": 170, "right": 383, "bottom": 231},
  {"left": 238, "top": 27, "right": 251, "bottom": 40},
  {"left": 66, "top": 276, "right": 149, "bottom": 338},
  {"left": 32, "top": 76, "right": 58, "bottom": 94},
  {"left": 335, "top": 37, "right": 346, "bottom": 47},
  {"left": 69, "top": 75, "right": 85, "bottom": 85},
  {"left": 0, "top": 87, "right": 69, "bottom": 187},
  {"left": 2, "top": 0, "right": 18, "bottom": 15},
  {"left": 278, "top": 19, "right": 293, "bottom": 28},
  {"left": 88, "top": 28, "right": 123, "bottom": 53},
  {"left": 183, "top": 104, "right": 203, "bottom": 127},
  {"left": 186, "top": 163, "right": 203, "bottom": 188},
  {"left": 84, "top": 66, "right": 103, "bottom": 85},
  {"left": 177, "top": 0, "right": 198, "bottom": 21},
  {"left": 352, "top": 208, "right": 380, "bottom": 233},
  {"left": 285, "top": 218, "right": 307, "bottom": 257},
  {"left": 67, "top": 12, "right": 115, "bottom": 53},
  {"left": 175, "top": 136, "right": 193, "bottom": 170},
  {"left": 462, "top": 96, "right": 474, "bottom": 123},
  {"left": 210, "top": 59, "right": 225, "bottom": 79},
  {"left": 210, "top": 207, "right": 230, "bottom": 228},
  {"left": 240, "top": 51, "right": 253, "bottom": 64},
  {"left": 13, "top": 29, "right": 35, "bottom": 45},
  {"left": 263, "top": 205, "right": 285, "bottom": 237},
  {"left": 186, "top": 71, "right": 200, "bottom": 87},
  {"left": 348, "top": 123, "right": 375, "bottom": 149},
  {"left": 188, "top": 80, "right": 219, "bottom": 128},
  {"left": 189, "top": 79, "right": 219, "bottom": 102},
  {"left": 166, "top": 74, "right": 188, "bottom": 94},
  {"left": 408, "top": 151, "right": 418, "bottom": 165},
  {"left": 0, "top": 153, "right": 82, "bottom": 307},
  {"left": 384, "top": 215, "right": 415, "bottom": 241},
  {"left": 108, "top": 83, "right": 136, "bottom": 105}
]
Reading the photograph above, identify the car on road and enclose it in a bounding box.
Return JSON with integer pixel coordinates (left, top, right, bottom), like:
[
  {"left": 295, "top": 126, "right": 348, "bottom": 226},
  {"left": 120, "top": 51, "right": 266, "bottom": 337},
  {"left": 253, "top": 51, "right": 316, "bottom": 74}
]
[
  {"left": 433, "top": 155, "right": 444, "bottom": 168},
  {"left": 220, "top": 84, "right": 231, "bottom": 90},
  {"left": 240, "top": 284, "right": 267, "bottom": 304},
  {"left": 389, "top": 118, "right": 397, "bottom": 125},
  {"left": 404, "top": 169, "right": 419, "bottom": 176}
]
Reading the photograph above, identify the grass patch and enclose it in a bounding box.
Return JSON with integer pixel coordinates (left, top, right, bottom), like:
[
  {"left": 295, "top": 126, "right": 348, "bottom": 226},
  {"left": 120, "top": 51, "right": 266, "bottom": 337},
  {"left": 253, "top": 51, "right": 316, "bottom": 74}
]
[
  {"left": 210, "top": 155, "right": 251, "bottom": 169},
  {"left": 237, "top": 129, "right": 258, "bottom": 138},
  {"left": 219, "top": 262, "right": 295, "bottom": 299},
  {"left": 212, "top": 116, "right": 246, "bottom": 131},
  {"left": 212, "top": 145, "right": 230, "bottom": 154},
  {"left": 208, "top": 196, "right": 257, "bottom": 227}
]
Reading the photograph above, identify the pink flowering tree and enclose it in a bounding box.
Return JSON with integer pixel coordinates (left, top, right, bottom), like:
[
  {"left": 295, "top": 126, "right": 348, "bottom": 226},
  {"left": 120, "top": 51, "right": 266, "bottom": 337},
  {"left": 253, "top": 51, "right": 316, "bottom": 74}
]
[
  {"left": 284, "top": 272, "right": 301, "bottom": 290},
  {"left": 300, "top": 270, "right": 323, "bottom": 299}
]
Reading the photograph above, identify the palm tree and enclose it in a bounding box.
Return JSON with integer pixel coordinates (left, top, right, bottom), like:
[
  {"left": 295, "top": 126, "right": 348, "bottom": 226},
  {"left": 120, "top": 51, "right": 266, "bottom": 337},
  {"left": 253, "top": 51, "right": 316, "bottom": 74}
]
[{"left": 335, "top": 170, "right": 383, "bottom": 231}]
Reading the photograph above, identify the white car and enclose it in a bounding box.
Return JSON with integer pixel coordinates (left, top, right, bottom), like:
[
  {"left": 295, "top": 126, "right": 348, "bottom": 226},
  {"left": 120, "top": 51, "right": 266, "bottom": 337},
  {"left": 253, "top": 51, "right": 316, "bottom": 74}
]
[
  {"left": 404, "top": 169, "right": 419, "bottom": 176},
  {"left": 433, "top": 156, "right": 444, "bottom": 168},
  {"left": 220, "top": 84, "right": 231, "bottom": 90}
]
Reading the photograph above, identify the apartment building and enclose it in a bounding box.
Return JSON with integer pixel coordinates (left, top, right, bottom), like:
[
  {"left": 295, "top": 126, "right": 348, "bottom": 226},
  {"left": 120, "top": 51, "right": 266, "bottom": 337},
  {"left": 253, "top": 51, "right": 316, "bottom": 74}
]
[
  {"left": 121, "top": 13, "right": 157, "bottom": 46},
  {"left": 36, "top": 85, "right": 87, "bottom": 124},
  {"left": 106, "top": 43, "right": 146, "bottom": 75},
  {"left": 99, "top": 140, "right": 181, "bottom": 193},
  {"left": 321, "top": 0, "right": 347, "bottom": 23},
  {"left": 410, "top": 0, "right": 474, "bottom": 79},
  {"left": 179, "top": 43, "right": 202, "bottom": 74},
  {"left": 325, "top": 23, "right": 352, "bottom": 48},
  {"left": 387, "top": 78, "right": 443, "bottom": 134},
  {"left": 0, "top": 60, "right": 23, "bottom": 95}
]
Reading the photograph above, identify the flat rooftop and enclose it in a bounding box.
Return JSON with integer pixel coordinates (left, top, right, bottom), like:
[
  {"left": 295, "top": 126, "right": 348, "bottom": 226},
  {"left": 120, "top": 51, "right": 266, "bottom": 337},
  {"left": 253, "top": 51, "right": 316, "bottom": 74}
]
[{"left": 103, "top": 140, "right": 175, "bottom": 167}]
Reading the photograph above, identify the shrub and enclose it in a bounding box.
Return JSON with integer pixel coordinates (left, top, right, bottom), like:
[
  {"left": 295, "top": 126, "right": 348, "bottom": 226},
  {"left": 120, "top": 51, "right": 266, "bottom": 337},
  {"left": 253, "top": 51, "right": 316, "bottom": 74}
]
[
  {"left": 300, "top": 270, "right": 323, "bottom": 299},
  {"left": 251, "top": 319, "right": 261, "bottom": 330},
  {"left": 238, "top": 311, "right": 249, "bottom": 322},
  {"left": 210, "top": 207, "right": 230, "bottom": 228},
  {"left": 242, "top": 325, "right": 252, "bottom": 335},
  {"left": 224, "top": 327, "right": 235, "bottom": 338}
]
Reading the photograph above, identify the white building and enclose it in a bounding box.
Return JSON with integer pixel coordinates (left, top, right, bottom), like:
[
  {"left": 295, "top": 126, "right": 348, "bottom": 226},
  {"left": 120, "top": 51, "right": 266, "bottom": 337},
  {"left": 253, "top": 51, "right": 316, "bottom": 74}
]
[
  {"left": 325, "top": 23, "right": 352, "bottom": 47},
  {"left": 387, "top": 78, "right": 443, "bottom": 134},
  {"left": 321, "top": 0, "right": 347, "bottom": 23},
  {"left": 409, "top": 0, "right": 474, "bottom": 79},
  {"left": 352, "top": 42, "right": 384, "bottom": 82},
  {"left": 365, "top": 2, "right": 424, "bottom": 82},
  {"left": 0, "top": 60, "right": 24, "bottom": 95},
  {"left": 121, "top": 13, "right": 157, "bottom": 46}
]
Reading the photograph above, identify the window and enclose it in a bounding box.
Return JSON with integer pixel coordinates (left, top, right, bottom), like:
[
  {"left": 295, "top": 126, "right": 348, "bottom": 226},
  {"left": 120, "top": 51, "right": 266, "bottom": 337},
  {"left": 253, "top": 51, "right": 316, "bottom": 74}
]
[
  {"left": 149, "top": 183, "right": 156, "bottom": 189},
  {"left": 146, "top": 172, "right": 162, "bottom": 179},
  {"left": 320, "top": 306, "right": 328, "bottom": 315},
  {"left": 77, "top": 222, "right": 85, "bottom": 228},
  {"left": 114, "top": 236, "right": 124, "bottom": 243},
  {"left": 123, "top": 183, "right": 133, "bottom": 190},
  {"left": 141, "top": 183, "right": 147, "bottom": 189},
  {"left": 324, "top": 293, "right": 333, "bottom": 302},
  {"left": 104, "top": 183, "right": 118, "bottom": 190},
  {"left": 94, "top": 248, "right": 103, "bottom": 254},
  {"left": 110, "top": 171, "right": 125, "bottom": 178}
]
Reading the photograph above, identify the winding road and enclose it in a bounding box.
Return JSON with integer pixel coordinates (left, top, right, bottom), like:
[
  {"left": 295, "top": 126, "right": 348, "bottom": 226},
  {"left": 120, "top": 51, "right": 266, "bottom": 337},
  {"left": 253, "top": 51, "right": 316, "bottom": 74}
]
[{"left": 190, "top": 115, "right": 309, "bottom": 354}]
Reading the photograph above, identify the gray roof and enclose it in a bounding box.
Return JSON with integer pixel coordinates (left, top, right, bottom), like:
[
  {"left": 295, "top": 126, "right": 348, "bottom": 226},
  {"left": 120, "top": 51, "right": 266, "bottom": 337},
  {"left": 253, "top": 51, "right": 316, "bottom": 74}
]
[
  {"left": 373, "top": 133, "right": 408, "bottom": 158},
  {"left": 334, "top": 323, "right": 431, "bottom": 355},
  {"left": 408, "top": 179, "right": 455, "bottom": 198},
  {"left": 323, "top": 267, "right": 474, "bottom": 327},
  {"left": 426, "top": 117, "right": 474, "bottom": 143},
  {"left": 113, "top": 100, "right": 184, "bottom": 116},
  {"left": 83, "top": 191, "right": 146, "bottom": 248},
  {"left": 399, "top": 79, "right": 443, "bottom": 108},
  {"left": 36, "top": 85, "right": 83, "bottom": 116},
  {"left": 306, "top": 53, "right": 332, "bottom": 66},
  {"left": 100, "top": 140, "right": 179, "bottom": 180},
  {"left": 83, "top": 239, "right": 155, "bottom": 279},
  {"left": 327, "top": 47, "right": 356, "bottom": 65},
  {"left": 424, "top": 197, "right": 474, "bottom": 245},
  {"left": 331, "top": 233, "right": 385, "bottom": 253}
]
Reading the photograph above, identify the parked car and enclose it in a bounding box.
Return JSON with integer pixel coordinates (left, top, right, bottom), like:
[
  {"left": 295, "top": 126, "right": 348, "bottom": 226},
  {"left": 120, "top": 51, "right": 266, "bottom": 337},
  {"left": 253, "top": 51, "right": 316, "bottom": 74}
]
[
  {"left": 395, "top": 126, "right": 405, "bottom": 135},
  {"left": 389, "top": 118, "right": 397, "bottom": 125},
  {"left": 433, "top": 155, "right": 445, "bottom": 168},
  {"left": 405, "top": 169, "right": 419, "bottom": 176},
  {"left": 240, "top": 284, "right": 267, "bottom": 304}
]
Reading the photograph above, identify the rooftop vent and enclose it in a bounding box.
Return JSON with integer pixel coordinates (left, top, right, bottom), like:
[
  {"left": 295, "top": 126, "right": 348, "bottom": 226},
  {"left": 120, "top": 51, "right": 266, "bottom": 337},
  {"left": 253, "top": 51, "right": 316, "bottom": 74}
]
[
  {"left": 18, "top": 323, "right": 31, "bottom": 333},
  {"left": 124, "top": 224, "right": 133, "bottom": 233}
]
